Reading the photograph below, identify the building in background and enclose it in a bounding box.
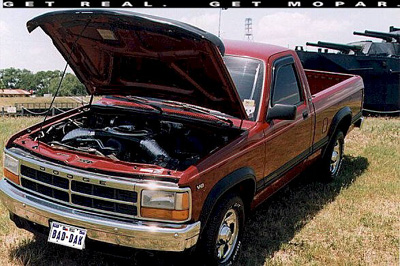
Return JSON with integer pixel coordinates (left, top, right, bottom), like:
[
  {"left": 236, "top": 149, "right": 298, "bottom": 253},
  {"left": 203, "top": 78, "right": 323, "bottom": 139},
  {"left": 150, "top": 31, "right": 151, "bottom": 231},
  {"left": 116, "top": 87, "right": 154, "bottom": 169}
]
[{"left": 0, "top": 89, "right": 31, "bottom": 97}]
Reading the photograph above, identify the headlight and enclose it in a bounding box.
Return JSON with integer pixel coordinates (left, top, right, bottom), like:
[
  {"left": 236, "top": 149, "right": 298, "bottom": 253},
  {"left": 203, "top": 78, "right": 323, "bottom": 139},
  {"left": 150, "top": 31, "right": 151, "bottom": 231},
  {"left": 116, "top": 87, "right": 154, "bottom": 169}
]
[
  {"left": 4, "top": 154, "right": 19, "bottom": 175},
  {"left": 3, "top": 153, "right": 20, "bottom": 184},
  {"left": 141, "top": 190, "right": 190, "bottom": 221},
  {"left": 142, "top": 190, "right": 176, "bottom": 209}
]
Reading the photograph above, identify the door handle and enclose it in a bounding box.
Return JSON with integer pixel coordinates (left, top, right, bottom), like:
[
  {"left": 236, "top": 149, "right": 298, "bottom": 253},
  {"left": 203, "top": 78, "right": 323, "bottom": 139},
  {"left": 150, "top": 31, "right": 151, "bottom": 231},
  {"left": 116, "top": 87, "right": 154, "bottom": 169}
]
[{"left": 302, "top": 110, "right": 309, "bottom": 119}]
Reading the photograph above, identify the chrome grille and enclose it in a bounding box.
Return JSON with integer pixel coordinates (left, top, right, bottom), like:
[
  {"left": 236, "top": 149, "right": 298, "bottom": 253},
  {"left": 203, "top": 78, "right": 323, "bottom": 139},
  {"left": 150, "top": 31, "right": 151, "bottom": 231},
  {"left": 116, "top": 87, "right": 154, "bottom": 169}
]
[{"left": 20, "top": 165, "right": 137, "bottom": 217}]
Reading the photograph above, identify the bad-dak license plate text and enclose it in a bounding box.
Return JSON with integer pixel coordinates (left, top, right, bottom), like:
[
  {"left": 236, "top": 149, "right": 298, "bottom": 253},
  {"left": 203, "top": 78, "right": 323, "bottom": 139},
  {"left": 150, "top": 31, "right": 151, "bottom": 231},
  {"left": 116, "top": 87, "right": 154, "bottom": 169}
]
[{"left": 48, "top": 221, "right": 87, "bottom": 250}]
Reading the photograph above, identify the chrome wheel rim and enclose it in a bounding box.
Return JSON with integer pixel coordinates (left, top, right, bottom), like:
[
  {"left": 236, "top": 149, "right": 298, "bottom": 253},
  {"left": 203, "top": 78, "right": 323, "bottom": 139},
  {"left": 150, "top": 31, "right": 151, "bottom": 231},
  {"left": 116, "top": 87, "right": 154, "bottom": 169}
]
[
  {"left": 330, "top": 139, "right": 342, "bottom": 175},
  {"left": 216, "top": 208, "right": 239, "bottom": 263}
]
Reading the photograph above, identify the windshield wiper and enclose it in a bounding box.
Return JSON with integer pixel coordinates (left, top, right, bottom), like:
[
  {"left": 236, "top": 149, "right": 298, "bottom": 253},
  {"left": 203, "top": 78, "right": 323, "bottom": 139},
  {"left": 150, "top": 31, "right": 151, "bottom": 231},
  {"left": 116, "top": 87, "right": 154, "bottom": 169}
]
[
  {"left": 108, "top": 96, "right": 163, "bottom": 114},
  {"left": 48, "top": 141, "right": 105, "bottom": 156},
  {"left": 161, "top": 100, "right": 234, "bottom": 127}
]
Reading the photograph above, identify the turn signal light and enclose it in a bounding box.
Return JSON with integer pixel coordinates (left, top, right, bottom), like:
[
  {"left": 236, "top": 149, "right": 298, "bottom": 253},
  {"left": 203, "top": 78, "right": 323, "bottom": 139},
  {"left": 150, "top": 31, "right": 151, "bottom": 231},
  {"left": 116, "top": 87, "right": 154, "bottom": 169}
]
[
  {"left": 141, "top": 208, "right": 189, "bottom": 221},
  {"left": 3, "top": 168, "right": 20, "bottom": 185}
]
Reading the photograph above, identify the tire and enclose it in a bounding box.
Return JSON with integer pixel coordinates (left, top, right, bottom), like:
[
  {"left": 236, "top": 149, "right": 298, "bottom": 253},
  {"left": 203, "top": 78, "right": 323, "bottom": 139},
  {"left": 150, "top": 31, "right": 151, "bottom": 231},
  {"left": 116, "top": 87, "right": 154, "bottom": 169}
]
[
  {"left": 200, "top": 194, "right": 245, "bottom": 266},
  {"left": 319, "top": 130, "right": 345, "bottom": 181}
]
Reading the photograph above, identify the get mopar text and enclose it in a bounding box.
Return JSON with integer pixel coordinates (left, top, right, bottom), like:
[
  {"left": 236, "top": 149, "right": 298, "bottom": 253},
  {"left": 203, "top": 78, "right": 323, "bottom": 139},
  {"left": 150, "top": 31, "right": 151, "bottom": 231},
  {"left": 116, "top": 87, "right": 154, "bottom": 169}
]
[{"left": 208, "top": 1, "right": 395, "bottom": 7}]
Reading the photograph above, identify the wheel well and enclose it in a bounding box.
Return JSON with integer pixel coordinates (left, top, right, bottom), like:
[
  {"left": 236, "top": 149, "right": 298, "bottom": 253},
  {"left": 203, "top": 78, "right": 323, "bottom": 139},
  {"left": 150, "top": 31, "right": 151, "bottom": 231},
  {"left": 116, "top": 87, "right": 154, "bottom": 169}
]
[
  {"left": 224, "top": 178, "right": 255, "bottom": 213},
  {"left": 337, "top": 114, "right": 352, "bottom": 136},
  {"left": 323, "top": 109, "right": 352, "bottom": 159},
  {"left": 199, "top": 174, "right": 256, "bottom": 232}
]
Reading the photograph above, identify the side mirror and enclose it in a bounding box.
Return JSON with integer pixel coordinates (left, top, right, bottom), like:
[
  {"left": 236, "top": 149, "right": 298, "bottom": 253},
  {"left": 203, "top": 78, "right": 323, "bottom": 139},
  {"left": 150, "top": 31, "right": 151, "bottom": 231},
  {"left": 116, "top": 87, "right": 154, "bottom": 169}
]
[{"left": 266, "top": 104, "right": 297, "bottom": 122}]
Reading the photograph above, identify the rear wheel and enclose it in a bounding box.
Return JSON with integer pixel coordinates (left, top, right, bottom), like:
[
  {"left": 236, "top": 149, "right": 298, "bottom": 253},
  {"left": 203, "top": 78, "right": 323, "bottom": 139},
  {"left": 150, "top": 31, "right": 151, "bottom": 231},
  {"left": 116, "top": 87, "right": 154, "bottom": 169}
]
[
  {"left": 319, "top": 130, "right": 345, "bottom": 181},
  {"left": 201, "top": 194, "right": 245, "bottom": 265}
]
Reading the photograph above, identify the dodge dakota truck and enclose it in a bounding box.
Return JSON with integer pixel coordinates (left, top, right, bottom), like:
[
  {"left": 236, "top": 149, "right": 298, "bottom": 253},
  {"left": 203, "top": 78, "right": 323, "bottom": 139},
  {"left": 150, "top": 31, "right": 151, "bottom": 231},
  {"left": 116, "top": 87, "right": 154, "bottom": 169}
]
[{"left": 0, "top": 10, "right": 364, "bottom": 265}]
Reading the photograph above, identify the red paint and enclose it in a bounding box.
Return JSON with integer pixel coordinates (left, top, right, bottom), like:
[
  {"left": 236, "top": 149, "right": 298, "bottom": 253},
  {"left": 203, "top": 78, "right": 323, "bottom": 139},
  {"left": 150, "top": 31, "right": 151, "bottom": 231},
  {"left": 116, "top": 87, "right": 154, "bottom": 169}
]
[
  {"left": 8, "top": 40, "right": 363, "bottom": 223},
  {"left": 28, "top": 11, "right": 248, "bottom": 119}
]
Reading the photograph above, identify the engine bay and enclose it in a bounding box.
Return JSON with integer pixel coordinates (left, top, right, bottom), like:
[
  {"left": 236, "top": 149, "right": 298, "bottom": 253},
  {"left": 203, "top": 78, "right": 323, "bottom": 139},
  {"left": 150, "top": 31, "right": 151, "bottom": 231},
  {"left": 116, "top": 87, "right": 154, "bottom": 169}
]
[{"left": 32, "top": 107, "right": 243, "bottom": 171}]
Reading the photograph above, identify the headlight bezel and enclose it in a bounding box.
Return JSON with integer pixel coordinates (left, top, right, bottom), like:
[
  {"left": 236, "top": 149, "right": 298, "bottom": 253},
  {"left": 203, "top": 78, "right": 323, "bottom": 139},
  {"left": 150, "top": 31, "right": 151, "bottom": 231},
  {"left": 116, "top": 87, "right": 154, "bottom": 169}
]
[
  {"left": 4, "top": 153, "right": 19, "bottom": 176},
  {"left": 140, "top": 187, "right": 191, "bottom": 222}
]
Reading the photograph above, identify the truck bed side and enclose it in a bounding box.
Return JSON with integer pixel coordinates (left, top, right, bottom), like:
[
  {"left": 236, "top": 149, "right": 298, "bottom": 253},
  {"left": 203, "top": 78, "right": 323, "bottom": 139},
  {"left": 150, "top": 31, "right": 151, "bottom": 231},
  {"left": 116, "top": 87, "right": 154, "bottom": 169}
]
[{"left": 306, "top": 69, "right": 364, "bottom": 149}]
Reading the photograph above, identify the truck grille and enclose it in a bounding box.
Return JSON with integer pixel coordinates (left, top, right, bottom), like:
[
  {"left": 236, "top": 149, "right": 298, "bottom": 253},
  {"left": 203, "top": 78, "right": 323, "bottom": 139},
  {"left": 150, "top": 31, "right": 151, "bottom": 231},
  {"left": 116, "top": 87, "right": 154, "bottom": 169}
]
[
  {"left": 21, "top": 178, "right": 69, "bottom": 202},
  {"left": 21, "top": 165, "right": 69, "bottom": 189},
  {"left": 20, "top": 165, "right": 137, "bottom": 217}
]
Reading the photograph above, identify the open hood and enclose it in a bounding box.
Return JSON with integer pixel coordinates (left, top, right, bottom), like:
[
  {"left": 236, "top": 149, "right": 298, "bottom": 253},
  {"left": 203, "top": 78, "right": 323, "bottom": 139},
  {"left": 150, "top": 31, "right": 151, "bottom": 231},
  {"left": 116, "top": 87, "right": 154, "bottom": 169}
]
[{"left": 27, "top": 10, "right": 247, "bottom": 119}]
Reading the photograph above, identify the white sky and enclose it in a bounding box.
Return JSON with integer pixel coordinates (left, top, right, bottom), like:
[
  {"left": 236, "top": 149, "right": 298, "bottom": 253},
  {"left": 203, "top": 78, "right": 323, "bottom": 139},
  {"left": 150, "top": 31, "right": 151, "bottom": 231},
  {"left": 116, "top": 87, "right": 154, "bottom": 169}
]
[{"left": 0, "top": 8, "right": 399, "bottom": 72}]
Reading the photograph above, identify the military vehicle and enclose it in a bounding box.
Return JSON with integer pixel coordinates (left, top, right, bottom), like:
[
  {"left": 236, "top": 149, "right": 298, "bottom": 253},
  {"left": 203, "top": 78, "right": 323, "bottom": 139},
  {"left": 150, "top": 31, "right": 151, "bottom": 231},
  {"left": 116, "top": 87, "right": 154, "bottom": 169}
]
[{"left": 296, "top": 26, "right": 400, "bottom": 114}]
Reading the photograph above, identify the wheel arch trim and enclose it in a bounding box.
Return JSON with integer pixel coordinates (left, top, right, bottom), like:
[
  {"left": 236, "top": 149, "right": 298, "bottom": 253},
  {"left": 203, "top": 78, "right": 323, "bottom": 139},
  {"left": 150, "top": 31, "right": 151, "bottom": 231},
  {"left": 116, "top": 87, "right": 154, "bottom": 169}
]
[
  {"left": 199, "top": 167, "right": 256, "bottom": 233},
  {"left": 323, "top": 106, "right": 352, "bottom": 157}
]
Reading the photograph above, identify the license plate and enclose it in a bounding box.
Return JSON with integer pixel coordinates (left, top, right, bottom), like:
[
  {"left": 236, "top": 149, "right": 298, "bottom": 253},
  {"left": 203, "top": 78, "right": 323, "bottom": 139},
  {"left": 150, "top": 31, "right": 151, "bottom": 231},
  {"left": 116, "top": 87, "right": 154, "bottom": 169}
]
[{"left": 48, "top": 221, "right": 87, "bottom": 250}]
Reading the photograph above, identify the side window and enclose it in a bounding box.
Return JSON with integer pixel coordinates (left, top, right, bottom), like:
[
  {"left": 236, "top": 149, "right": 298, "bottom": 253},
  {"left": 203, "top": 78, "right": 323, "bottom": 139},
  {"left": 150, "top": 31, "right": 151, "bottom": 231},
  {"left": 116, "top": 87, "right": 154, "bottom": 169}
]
[{"left": 271, "top": 63, "right": 303, "bottom": 106}]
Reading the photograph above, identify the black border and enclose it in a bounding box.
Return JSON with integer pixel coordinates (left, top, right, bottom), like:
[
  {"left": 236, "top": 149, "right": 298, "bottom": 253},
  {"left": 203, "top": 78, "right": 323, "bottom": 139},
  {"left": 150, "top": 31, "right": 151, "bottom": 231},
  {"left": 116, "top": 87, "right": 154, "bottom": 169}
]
[{"left": 2, "top": 0, "right": 400, "bottom": 8}]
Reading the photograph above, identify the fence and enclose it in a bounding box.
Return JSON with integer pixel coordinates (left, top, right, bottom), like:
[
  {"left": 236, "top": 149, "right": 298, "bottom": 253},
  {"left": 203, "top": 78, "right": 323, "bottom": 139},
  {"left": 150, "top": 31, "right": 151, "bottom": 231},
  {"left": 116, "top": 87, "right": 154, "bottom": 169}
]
[{"left": 1, "top": 102, "right": 83, "bottom": 117}]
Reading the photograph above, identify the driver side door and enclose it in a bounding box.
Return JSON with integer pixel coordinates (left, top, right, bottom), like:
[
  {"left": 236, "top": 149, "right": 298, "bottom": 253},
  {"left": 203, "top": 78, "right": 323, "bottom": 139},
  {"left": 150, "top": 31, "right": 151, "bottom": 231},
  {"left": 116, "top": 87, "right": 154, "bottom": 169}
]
[{"left": 261, "top": 55, "right": 314, "bottom": 188}]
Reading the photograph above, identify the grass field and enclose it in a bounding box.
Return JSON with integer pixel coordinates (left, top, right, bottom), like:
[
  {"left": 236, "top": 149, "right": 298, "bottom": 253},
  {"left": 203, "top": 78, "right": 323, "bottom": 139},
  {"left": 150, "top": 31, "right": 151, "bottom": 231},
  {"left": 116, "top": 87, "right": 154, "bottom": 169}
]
[{"left": 0, "top": 117, "right": 398, "bottom": 265}]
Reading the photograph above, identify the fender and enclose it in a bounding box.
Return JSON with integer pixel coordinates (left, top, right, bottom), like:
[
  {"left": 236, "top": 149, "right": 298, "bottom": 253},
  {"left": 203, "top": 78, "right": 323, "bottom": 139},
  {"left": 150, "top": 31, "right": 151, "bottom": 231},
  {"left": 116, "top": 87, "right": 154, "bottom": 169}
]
[
  {"left": 199, "top": 167, "right": 256, "bottom": 232},
  {"left": 323, "top": 106, "right": 352, "bottom": 157}
]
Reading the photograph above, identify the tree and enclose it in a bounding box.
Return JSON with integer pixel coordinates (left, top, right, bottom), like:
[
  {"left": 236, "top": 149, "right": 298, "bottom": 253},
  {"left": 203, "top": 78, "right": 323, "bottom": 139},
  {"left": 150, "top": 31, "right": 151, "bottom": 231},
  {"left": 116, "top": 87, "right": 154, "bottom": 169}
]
[
  {"left": 0, "top": 68, "right": 87, "bottom": 96},
  {"left": 18, "top": 69, "right": 37, "bottom": 91},
  {"left": 0, "top": 79, "right": 5, "bottom": 89},
  {"left": 0, "top": 68, "right": 32, "bottom": 89},
  {"left": 34, "top": 70, "right": 62, "bottom": 95},
  {"left": 48, "top": 73, "right": 87, "bottom": 96}
]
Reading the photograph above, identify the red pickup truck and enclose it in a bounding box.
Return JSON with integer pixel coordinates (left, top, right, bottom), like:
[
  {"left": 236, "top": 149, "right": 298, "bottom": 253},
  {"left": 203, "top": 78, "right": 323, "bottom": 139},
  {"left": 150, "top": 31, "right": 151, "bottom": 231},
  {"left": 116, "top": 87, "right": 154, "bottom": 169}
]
[{"left": 1, "top": 10, "right": 364, "bottom": 265}]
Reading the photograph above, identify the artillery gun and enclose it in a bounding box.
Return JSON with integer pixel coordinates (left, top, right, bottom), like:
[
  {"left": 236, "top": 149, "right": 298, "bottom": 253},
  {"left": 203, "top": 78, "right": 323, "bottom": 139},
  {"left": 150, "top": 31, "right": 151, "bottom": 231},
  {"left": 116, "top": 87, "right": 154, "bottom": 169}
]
[
  {"left": 390, "top": 26, "right": 400, "bottom": 32},
  {"left": 296, "top": 26, "right": 400, "bottom": 113},
  {"left": 305, "top": 41, "right": 363, "bottom": 54},
  {"left": 353, "top": 30, "right": 400, "bottom": 43}
]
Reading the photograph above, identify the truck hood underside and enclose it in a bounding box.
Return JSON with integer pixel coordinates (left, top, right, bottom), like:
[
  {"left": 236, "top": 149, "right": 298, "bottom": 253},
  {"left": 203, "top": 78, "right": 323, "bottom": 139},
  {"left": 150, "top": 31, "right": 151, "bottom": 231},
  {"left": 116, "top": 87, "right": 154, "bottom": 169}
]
[{"left": 27, "top": 10, "right": 247, "bottom": 119}]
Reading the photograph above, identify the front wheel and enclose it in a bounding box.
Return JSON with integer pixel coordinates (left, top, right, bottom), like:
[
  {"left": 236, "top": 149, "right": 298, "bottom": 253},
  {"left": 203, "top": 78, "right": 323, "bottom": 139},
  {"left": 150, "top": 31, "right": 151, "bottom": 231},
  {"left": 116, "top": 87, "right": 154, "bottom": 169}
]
[{"left": 201, "top": 195, "right": 245, "bottom": 265}]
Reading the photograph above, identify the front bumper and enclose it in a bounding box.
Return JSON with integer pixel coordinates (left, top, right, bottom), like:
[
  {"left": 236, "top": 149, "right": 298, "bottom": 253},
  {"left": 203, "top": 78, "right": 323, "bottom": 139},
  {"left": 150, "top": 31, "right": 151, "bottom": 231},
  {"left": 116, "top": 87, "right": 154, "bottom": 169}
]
[{"left": 0, "top": 179, "right": 200, "bottom": 252}]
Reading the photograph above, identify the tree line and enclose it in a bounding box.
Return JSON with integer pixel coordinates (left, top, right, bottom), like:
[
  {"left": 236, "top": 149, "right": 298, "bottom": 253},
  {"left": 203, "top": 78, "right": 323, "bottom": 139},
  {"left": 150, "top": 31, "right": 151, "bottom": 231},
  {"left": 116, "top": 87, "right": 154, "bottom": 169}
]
[{"left": 0, "top": 68, "right": 87, "bottom": 96}]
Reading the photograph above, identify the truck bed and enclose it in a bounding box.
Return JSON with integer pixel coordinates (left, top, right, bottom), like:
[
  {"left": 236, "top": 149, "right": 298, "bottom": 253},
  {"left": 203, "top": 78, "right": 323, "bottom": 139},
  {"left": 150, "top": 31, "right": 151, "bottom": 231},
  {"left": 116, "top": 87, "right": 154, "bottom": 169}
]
[
  {"left": 305, "top": 69, "right": 364, "bottom": 148},
  {"left": 305, "top": 69, "right": 354, "bottom": 96}
]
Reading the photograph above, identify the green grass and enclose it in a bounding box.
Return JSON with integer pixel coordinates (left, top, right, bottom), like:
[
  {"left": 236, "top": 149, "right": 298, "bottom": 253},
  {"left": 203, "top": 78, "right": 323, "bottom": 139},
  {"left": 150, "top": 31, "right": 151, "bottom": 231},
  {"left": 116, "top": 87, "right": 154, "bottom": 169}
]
[
  {"left": 0, "top": 117, "right": 42, "bottom": 160},
  {"left": 240, "top": 117, "right": 400, "bottom": 266},
  {"left": 0, "top": 117, "right": 399, "bottom": 265}
]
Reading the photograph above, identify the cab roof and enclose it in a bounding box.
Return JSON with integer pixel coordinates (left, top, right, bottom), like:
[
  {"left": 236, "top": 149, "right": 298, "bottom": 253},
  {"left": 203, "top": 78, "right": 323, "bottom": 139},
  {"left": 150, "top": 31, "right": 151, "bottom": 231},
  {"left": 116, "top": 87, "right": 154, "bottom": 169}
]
[{"left": 224, "top": 40, "right": 290, "bottom": 61}]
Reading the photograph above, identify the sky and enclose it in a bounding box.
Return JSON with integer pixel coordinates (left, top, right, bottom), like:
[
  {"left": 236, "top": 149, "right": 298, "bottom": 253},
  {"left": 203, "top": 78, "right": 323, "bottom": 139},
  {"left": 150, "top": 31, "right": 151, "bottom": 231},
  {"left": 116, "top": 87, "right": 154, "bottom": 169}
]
[{"left": 0, "top": 8, "right": 399, "bottom": 73}]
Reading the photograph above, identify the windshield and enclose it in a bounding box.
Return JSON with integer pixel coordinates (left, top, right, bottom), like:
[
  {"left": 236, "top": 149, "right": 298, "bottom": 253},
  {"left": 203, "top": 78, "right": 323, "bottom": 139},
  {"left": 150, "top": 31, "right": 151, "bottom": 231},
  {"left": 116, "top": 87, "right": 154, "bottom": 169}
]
[{"left": 223, "top": 56, "right": 264, "bottom": 121}]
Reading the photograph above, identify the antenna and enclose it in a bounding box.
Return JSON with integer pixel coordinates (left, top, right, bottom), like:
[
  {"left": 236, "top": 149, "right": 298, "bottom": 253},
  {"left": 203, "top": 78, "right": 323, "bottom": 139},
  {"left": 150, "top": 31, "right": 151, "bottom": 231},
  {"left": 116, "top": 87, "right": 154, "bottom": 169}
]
[
  {"left": 218, "top": 8, "right": 227, "bottom": 38},
  {"left": 245, "top": 18, "right": 253, "bottom": 41},
  {"left": 218, "top": 9, "right": 222, "bottom": 37}
]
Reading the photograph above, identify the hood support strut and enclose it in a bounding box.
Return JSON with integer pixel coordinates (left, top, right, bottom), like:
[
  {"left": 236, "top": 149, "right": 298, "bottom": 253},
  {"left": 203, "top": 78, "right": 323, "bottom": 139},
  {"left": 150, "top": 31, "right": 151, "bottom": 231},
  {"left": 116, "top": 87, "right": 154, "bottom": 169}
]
[{"left": 37, "top": 19, "right": 93, "bottom": 148}]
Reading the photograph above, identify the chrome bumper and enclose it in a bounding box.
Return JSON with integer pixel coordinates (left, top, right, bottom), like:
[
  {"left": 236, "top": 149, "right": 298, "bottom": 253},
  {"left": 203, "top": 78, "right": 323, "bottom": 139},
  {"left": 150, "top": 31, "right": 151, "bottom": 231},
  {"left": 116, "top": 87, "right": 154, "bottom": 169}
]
[{"left": 0, "top": 179, "right": 200, "bottom": 252}]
